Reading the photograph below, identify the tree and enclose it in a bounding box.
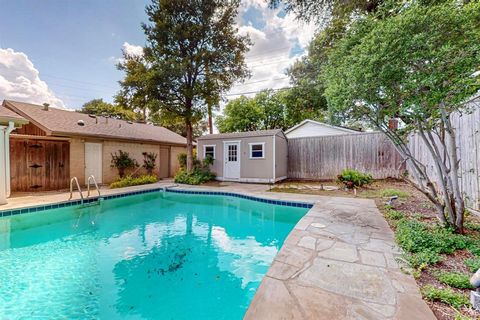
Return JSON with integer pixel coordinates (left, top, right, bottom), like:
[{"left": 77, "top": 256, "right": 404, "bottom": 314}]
[
  {"left": 150, "top": 110, "right": 208, "bottom": 138},
  {"left": 79, "top": 99, "right": 138, "bottom": 121},
  {"left": 323, "top": 1, "right": 480, "bottom": 232},
  {"left": 269, "top": 0, "right": 384, "bottom": 25},
  {"left": 115, "top": 51, "right": 157, "bottom": 121},
  {"left": 216, "top": 96, "right": 263, "bottom": 132},
  {"left": 141, "top": 0, "right": 250, "bottom": 171}
]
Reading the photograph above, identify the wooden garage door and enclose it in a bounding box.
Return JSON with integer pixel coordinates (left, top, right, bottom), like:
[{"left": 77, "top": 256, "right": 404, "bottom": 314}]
[{"left": 10, "top": 139, "right": 70, "bottom": 192}]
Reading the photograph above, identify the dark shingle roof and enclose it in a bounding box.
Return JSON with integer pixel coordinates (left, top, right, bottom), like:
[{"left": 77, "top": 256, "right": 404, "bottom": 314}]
[{"left": 4, "top": 100, "right": 187, "bottom": 145}]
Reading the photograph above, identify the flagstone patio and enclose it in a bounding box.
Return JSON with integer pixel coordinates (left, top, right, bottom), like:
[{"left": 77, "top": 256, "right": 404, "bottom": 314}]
[
  {"left": 244, "top": 195, "right": 436, "bottom": 320},
  {"left": 1, "top": 182, "right": 435, "bottom": 319}
]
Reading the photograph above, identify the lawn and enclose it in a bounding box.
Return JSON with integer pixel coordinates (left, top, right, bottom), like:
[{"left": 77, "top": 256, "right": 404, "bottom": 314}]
[{"left": 271, "top": 179, "right": 480, "bottom": 320}]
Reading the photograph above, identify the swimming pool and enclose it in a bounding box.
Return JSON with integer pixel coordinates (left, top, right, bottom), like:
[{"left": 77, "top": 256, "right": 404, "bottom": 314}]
[{"left": 0, "top": 190, "right": 310, "bottom": 319}]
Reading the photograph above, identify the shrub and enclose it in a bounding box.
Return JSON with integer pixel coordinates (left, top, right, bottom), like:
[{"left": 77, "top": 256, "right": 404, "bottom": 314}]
[
  {"left": 110, "top": 175, "right": 157, "bottom": 189},
  {"left": 404, "top": 250, "right": 441, "bottom": 269},
  {"left": 465, "top": 258, "right": 480, "bottom": 273},
  {"left": 421, "top": 285, "right": 470, "bottom": 309},
  {"left": 436, "top": 272, "right": 473, "bottom": 289},
  {"left": 111, "top": 150, "right": 139, "bottom": 178},
  {"left": 381, "top": 188, "right": 409, "bottom": 199},
  {"left": 175, "top": 152, "right": 215, "bottom": 185},
  {"left": 177, "top": 151, "right": 200, "bottom": 169},
  {"left": 142, "top": 152, "right": 157, "bottom": 175},
  {"left": 385, "top": 209, "right": 404, "bottom": 221},
  {"left": 174, "top": 169, "right": 215, "bottom": 185},
  {"left": 395, "top": 219, "right": 468, "bottom": 255},
  {"left": 337, "top": 169, "right": 372, "bottom": 189}
]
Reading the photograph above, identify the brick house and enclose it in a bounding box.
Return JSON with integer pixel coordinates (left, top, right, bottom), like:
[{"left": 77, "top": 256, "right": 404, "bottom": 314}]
[{"left": 1, "top": 100, "right": 187, "bottom": 192}]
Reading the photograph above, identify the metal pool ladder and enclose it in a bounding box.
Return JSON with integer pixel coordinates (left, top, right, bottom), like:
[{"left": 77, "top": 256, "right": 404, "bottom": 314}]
[
  {"left": 69, "top": 177, "right": 84, "bottom": 204},
  {"left": 87, "top": 175, "right": 101, "bottom": 197}
]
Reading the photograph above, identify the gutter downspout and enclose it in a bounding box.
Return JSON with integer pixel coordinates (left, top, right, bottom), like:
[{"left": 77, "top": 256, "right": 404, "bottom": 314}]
[
  {"left": 0, "top": 124, "right": 7, "bottom": 204},
  {"left": 5, "top": 122, "right": 14, "bottom": 198}
]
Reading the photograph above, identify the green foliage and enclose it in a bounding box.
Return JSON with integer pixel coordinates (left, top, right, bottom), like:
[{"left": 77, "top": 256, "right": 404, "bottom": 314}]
[
  {"left": 109, "top": 175, "right": 158, "bottom": 189},
  {"left": 436, "top": 272, "right": 473, "bottom": 289},
  {"left": 174, "top": 169, "right": 216, "bottom": 185},
  {"left": 337, "top": 169, "right": 372, "bottom": 189},
  {"left": 177, "top": 152, "right": 200, "bottom": 169},
  {"left": 142, "top": 152, "right": 157, "bottom": 175},
  {"left": 110, "top": 150, "right": 139, "bottom": 178},
  {"left": 404, "top": 251, "right": 441, "bottom": 269},
  {"left": 395, "top": 219, "right": 469, "bottom": 256},
  {"left": 175, "top": 152, "right": 215, "bottom": 185},
  {"left": 216, "top": 96, "right": 264, "bottom": 132},
  {"left": 324, "top": 2, "right": 480, "bottom": 131},
  {"left": 385, "top": 209, "right": 403, "bottom": 221},
  {"left": 465, "top": 258, "right": 480, "bottom": 273},
  {"left": 421, "top": 285, "right": 470, "bottom": 309},
  {"left": 79, "top": 98, "right": 138, "bottom": 121},
  {"left": 381, "top": 188, "right": 409, "bottom": 199}
]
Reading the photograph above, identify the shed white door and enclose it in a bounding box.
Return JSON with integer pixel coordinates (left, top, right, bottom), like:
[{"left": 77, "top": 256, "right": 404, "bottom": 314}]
[
  {"left": 224, "top": 142, "right": 240, "bottom": 180},
  {"left": 85, "top": 142, "right": 103, "bottom": 184}
]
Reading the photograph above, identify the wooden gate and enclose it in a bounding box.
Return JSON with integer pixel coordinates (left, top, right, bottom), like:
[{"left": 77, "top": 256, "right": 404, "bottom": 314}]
[{"left": 10, "top": 138, "right": 70, "bottom": 192}]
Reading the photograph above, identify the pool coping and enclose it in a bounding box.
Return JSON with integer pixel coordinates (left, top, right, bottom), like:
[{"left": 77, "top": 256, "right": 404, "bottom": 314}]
[{"left": 0, "top": 186, "right": 313, "bottom": 217}]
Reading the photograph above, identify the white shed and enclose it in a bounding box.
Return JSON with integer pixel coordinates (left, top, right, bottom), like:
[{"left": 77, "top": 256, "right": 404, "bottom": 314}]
[{"left": 285, "top": 119, "right": 359, "bottom": 138}]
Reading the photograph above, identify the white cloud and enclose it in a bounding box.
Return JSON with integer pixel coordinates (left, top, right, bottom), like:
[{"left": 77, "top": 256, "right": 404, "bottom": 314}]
[
  {"left": 0, "top": 48, "right": 66, "bottom": 109},
  {"left": 226, "top": 3, "right": 316, "bottom": 100},
  {"left": 122, "top": 42, "right": 144, "bottom": 57}
]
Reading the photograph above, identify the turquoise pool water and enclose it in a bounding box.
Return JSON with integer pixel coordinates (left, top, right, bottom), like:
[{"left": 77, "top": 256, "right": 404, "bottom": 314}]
[{"left": 0, "top": 192, "right": 308, "bottom": 319}]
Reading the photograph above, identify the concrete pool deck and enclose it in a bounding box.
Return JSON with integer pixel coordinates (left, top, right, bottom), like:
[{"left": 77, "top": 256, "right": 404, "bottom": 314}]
[{"left": 1, "top": 182, "right": 435, "bottom": 319}]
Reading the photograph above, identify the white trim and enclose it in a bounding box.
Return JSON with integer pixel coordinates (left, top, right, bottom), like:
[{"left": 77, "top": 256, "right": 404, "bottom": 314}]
[
  {"left": 223, "top": 141, "right": 241, "bottom": 180},
  {"left": 203, "top": 144, "right": 216, "bottom": 159},
  {"left": 285, "top": 119, "right": 358, "bottom": 135},
  {"left": 248, "top": 142, "right": 265, "bottom": 159},
  {"left": 272, "top": 134, "right": 276, "bottom": 182}
]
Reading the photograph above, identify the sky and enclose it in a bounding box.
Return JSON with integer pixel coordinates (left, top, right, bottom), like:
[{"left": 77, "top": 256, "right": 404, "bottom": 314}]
[{"left": 0, "top": 0, "right": 316, "bottom": 110}]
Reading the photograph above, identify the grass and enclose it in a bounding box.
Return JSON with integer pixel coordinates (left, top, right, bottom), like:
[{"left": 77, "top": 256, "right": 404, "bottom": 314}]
[
  {"left": 421, "top": 285, "right": 470, "bottom": 309},
  {"left": 436, "top": 272, "right": 473, "bottom": 289},
  {"left": 109, "top": 175, "right": 158, "bottom": 189},
  {"left": 381, "top": 188, "right": 410, "bottom": 199}
]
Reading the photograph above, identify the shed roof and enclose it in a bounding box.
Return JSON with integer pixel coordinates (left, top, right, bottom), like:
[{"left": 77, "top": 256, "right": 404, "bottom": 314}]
[
  {"left": 3, "top": 100, "right": 187, "bottom": 145},
  {"left": 197, "top": 129, "right": 284, "bottom": 140}
]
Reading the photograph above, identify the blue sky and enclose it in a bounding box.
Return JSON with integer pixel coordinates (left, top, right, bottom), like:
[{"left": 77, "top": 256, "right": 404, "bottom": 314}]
[{"left": 0, "top": 0, "right": 315, "bottom": 109}]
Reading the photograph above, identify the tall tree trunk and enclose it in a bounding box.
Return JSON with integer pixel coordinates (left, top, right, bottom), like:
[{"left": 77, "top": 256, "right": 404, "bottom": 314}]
[
  {"left": 185, "top": 118, "right": 194, "bottom": 172},
  {"left": 208, "top": 103, "right": 213, "bottom": 134},
  {"left": 441, "top": 106, "right": 465, "bottom": 233}
]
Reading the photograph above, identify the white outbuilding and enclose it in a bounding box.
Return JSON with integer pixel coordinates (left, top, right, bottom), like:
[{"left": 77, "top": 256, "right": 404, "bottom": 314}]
[{"left": 285, "top": 119, "right": 359, "bottom": 138}]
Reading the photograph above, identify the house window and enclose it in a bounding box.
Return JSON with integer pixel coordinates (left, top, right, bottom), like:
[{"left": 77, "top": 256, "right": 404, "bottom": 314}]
[
  {"left": 249, "top": 143, "right": 265, "bottom": 159},
  {"left": 204, "top": 145, "right": 215, "bottom": 159}
]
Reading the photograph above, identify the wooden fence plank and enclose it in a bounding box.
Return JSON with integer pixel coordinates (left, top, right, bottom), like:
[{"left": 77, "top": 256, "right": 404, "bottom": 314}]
[{"left": 287, "top": 132, "right": 405, "bottom": 180}]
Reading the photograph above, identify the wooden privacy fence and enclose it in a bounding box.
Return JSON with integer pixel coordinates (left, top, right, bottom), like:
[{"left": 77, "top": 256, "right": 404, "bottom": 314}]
[
  {"left": 287, "top": 132, "right": 405, "bottom": 180},
  {"left": 408, "top": 98, "right": 480, "bottom": 211}
]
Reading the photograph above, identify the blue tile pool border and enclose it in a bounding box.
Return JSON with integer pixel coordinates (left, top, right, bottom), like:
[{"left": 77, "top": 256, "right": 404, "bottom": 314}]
[
  {"left": 165, "top": 189, "right": 314, "bottom": 209},
  {"left": 0, "top": 187, "right": 313, "bottom": 217}
]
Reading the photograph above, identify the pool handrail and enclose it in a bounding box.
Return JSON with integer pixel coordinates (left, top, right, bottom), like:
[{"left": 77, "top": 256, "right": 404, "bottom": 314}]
[
  {"left": 87, "top": 175, "right": 101, "bottom": 198},
  {"left": 69, "top": 177, "right": 84, "bottom": 204}
]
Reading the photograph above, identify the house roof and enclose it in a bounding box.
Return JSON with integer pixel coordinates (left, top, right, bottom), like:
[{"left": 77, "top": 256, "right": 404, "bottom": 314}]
[
  {"left": 197, "top": 129, "right": 284, "bottom": 140},
  {"left": 284, "top": 119, "right": 359, "bottom": 135},
  {"left": 3, "top": 100, "right": 187, "bottom": 146},
  {"left": 0, "top": 106, "right": 28, "bottom": 126}
]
